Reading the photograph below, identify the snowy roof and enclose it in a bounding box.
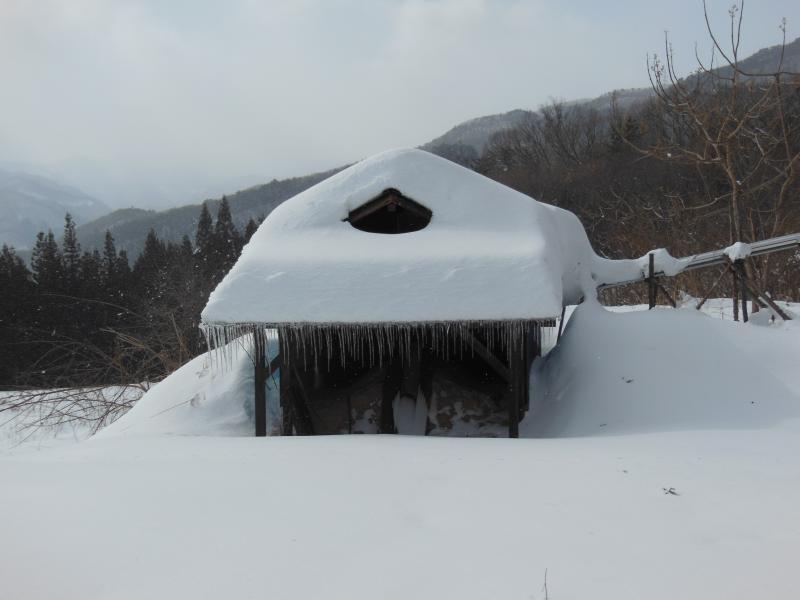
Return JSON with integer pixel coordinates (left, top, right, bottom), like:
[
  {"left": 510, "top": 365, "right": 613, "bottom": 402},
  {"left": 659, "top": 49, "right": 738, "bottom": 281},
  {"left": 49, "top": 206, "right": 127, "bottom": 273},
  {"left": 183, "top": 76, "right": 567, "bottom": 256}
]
[{"left": 201, "top": 149, "right": 596, "bottom": 325}]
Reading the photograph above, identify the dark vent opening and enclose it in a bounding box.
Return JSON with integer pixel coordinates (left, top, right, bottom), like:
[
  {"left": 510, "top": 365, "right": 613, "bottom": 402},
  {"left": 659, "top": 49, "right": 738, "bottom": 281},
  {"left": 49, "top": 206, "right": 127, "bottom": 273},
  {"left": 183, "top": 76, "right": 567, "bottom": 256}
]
[{"left": 346, "top": 188, "right": 432, "bottom": 234}]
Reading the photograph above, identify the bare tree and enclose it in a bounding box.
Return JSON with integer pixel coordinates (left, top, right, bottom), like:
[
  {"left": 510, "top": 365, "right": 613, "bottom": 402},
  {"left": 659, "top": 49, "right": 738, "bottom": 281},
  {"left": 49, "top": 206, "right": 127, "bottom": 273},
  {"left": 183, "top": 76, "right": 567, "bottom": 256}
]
[{"left": 614, "top": 1, "right": 800, "bottom": 288}]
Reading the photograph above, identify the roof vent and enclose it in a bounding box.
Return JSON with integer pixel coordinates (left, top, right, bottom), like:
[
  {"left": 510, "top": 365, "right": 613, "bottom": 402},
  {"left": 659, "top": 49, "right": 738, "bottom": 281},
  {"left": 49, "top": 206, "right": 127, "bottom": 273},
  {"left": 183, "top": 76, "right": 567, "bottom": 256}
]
[{"left": 346, "top": 188, "right": 432, "bottom": 234}]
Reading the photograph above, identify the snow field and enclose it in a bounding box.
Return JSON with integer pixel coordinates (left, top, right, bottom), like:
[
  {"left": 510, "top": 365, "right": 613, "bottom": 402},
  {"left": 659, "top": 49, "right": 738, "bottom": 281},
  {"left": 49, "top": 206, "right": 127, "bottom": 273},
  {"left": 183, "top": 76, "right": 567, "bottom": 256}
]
[{"left": 2, "top": 301, "right": 799, "bottom": 599}]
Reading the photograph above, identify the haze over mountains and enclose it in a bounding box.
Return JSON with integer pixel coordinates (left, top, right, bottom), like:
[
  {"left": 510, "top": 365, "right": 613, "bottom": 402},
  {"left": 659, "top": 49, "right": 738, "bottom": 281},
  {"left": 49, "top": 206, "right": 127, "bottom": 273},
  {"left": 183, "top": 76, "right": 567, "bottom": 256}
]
[
  {"left": 0, "top": 169, "right": 110, "bottom": 251},
  {"left": 2, "top": 36, "right": 798, "bottom": 258}
]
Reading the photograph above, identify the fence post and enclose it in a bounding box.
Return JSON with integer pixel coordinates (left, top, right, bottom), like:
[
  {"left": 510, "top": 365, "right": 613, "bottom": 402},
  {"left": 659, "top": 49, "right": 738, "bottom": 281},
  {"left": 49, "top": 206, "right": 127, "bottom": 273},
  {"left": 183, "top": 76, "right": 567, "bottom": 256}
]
[{"left": 647, "top": 252, "right": 657, "bottom": 309}]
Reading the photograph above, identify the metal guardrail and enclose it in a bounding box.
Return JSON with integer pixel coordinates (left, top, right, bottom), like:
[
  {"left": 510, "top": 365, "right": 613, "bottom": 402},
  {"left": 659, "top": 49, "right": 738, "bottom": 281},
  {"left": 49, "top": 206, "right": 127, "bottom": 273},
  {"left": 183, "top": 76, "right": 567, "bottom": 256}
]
[
  {"left": 599, "top": 232, "right": 800, "bottom": 289},
  {"left": 686, "top": 233, "right": 800, "bottom": 271}
]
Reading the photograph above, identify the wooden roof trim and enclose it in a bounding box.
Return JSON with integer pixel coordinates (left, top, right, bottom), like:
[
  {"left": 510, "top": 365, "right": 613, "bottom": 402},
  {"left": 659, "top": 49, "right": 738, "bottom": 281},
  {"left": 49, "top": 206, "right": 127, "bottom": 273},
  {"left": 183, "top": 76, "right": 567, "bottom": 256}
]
[{"left": 346, "top": 188, "right": 433, "bottom": 224}]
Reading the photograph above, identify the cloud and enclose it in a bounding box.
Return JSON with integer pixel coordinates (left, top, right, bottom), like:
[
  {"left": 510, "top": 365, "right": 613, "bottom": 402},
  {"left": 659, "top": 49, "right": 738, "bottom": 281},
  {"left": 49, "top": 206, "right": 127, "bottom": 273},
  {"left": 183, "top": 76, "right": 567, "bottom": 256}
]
[{"left": 0, "top": 0, "right": 796, "bottom": 208}]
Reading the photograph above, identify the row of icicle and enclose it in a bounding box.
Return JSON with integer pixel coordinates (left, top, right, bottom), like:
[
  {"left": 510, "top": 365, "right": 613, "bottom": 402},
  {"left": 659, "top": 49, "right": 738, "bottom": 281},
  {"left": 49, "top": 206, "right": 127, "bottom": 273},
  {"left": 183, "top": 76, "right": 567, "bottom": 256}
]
[{"left": 201, "top": 320, "right": 551, "bottom": 372}]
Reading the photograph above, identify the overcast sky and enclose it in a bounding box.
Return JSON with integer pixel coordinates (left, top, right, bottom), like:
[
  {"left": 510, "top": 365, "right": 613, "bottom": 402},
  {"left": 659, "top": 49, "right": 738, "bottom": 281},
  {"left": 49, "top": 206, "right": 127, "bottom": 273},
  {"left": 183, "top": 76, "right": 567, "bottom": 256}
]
[{"left": 1, "top": 0, "right": 797, "bottom": 209}]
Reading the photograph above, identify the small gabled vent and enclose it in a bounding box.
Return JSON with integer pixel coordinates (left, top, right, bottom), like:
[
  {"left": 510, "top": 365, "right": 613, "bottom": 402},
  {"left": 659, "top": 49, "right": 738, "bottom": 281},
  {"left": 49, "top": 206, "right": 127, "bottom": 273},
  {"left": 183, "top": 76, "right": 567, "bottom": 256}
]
[{"left": 346, "top": 188, "right": 432, "bottom": 234}]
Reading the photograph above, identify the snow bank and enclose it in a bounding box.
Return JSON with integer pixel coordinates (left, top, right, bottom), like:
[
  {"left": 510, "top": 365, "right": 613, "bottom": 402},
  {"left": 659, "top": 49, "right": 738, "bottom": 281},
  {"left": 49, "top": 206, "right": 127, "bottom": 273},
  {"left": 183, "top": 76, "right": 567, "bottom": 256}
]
[
  {"left": 202, "top": 148, "right": 596, "bottom": 324},
  {"left": 98, "top": 337, "right": 279, "bottom": 438},
  {"left": 524, "top": 301, "right": 800, "bottom": 437}
]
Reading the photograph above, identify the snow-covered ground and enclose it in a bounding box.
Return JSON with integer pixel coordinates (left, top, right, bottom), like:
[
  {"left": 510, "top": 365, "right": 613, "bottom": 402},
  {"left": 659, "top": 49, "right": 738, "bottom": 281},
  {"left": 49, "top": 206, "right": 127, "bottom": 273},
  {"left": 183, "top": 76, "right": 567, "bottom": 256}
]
[
  {"left": 2, "top": 300, "right": 799, "bottom": 599},
  {"left": 0, "top": 386, "right": 145, "bottom": 456}
]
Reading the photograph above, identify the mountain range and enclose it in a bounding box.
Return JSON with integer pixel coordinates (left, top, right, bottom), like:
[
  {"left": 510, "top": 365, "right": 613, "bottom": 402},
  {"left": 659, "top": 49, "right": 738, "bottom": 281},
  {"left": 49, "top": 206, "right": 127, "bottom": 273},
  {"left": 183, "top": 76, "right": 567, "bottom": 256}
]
[
  {"left": 0, "top": 169, "right": 110, "bottom": 251},
  {"left": 3, "top": 36, "right": 798, "bottom": 258}
]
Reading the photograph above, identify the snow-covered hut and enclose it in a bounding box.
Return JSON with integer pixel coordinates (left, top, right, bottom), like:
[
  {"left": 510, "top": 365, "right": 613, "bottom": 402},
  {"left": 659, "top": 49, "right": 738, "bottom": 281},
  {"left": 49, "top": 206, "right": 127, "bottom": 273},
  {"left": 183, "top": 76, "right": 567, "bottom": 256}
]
[{"left": 201, "top": 149, "right": 595, "bottom": 437}]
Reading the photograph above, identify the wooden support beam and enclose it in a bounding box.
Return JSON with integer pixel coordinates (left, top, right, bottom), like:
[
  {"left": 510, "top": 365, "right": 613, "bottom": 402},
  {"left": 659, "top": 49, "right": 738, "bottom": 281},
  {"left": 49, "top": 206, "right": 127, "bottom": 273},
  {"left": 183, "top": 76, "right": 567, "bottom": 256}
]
[
  {"left": 380, "top": 351, "right": 401, "bottom": 434},
  {"left": 657, "top": 282, "right": 677, "bottom": 308},
  {"left": 290, "top": 366, "right": 315, "bottom": 435},
  {"left": 696, "top": 267, "right": 728, "bottom": 311},
  {"left": 521, "top": 324, "right": 533, "bottom": 414},
  {"left": 737, "top": 267, "right": 792, "bottom": 321},
  {"left": 419, "top": 342, "right": 436, "bottom": 436},
  {"left": 254, "top": 336, "right": 267, "bottom": 437},
  {"left": 279, "top": 334, "right": 294, "bottom": 435},
  {"left": 732, "top": 268, "right": 740, "bottom": 322},
  {"left": 461, "top": 331, "right": 510, "bottom": 382},
  {"left": 557, "top": 305, "right": 566, "bottom": 341},
  {"left": 508, "top": 333, "right": 527, "bottom": 439}
]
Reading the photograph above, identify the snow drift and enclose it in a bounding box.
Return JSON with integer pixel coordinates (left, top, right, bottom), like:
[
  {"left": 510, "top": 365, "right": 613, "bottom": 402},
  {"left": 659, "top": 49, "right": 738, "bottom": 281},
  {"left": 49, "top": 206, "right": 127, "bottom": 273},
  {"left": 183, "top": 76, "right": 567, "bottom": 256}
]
[{"left": 524, "top": 301, "right": 800, "bottom": 437}]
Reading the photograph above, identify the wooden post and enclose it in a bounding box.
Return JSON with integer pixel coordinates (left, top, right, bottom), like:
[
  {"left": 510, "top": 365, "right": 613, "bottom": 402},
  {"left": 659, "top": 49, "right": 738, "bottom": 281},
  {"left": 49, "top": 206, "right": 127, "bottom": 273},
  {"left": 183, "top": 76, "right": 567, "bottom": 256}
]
[
  {"left": 508, "top": 334, "right": 526, "bottom": 439},
  {"left": 419, "top": 341, "right": 436, "bottom": 436},
  {"left": 732, "top": 267, "right": 740, "bottom": 322},
  {"left": 290, "top": 366, "right": 315, "bottom": 435},
  {"left": 557, "top": 305, "right": 566, "bottom": 341},
  {"left": 647, "top": 253, "right": 657, "bottom": 309},
  {"left": 737, "top": 270, "right": 792, "bottom": 321},
  {"left": 738, "top": 262, "right": 749, "bottom": 323},
  {"left": 279, "top": 333, "right": 294, "bottom": 435},
  {"left": 380, "top": 349, "right": 401, "bottom": 434},
  {"left": 254, "top": 333, "right": 267, "bottom": 437}
]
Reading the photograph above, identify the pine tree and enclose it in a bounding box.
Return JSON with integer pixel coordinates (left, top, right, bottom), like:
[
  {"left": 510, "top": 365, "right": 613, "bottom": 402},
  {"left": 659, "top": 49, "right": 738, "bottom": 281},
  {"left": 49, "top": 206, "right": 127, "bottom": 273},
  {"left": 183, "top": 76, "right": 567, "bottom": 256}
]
[
  {"left": 0, "top": 245, "right": 34, "bottom": 383},
  {"left": 62, "top": 213, "right": 81, "bottom": 285},
  {"left": 213, "top": 196, "right": 242, "bottom": 274},
  {"left": 196, "top": 202, "right": 214, "bottom": 254},
  {"left": 102, "top": 231, "right": 118, "bottom": 278},
  {"left": 31, "top": 230, "right": 63, "bottom": 290},
  {"left": 180, "top": 234, "right": 193, "bottom": 258},
  {"left": 243, "top": 217, "right": 259, "bottom": 244}
]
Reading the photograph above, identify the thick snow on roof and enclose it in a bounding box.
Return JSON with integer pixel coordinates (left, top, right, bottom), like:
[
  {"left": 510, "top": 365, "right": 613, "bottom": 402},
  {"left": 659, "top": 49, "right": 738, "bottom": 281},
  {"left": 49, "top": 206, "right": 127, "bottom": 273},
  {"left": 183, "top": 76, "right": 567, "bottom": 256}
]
[{"left": 202, "top": 148, "right": 595, "bottom": 325}]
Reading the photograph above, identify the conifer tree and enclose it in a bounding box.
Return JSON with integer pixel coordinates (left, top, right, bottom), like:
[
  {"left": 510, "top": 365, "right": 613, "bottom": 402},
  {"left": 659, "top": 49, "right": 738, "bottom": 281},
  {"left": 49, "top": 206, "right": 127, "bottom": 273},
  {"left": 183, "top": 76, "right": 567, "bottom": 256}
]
[
  {"left": 243, "top": 217, "right": 259, "bottom": 244},
  {"left": 31, "top": 230, "right": 63, "bottom": 290},
  {"left": 62, "top": 213, "right": 81, "bottom": 285},
  {"left": 196, "top": 202, "right": 214, "bottom": 254},
  {"left": 213, "top": 196, "right": 241, "bottom": 274},
  {"left": 0, "top": 245, "right": 33, "bottom": 383},
  {"left": 102, "top": 231, "right": 118, "bottom": 277}
]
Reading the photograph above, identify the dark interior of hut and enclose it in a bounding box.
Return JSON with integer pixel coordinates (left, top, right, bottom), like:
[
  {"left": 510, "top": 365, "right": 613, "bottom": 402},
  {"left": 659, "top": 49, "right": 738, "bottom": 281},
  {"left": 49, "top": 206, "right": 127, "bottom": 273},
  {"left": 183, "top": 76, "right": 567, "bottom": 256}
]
[{"left": 272, "top": 323, "right": 542, "bottom": 437}]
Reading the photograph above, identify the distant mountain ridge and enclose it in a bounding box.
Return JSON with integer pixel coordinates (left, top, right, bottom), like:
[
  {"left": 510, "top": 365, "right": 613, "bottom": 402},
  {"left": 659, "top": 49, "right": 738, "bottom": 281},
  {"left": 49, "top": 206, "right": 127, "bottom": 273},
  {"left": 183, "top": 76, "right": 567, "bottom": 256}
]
[
  {"left": 0, "top": 169, "right": 110, "bottom": 251},
  {"left": 74, "top": 168, "right": 343, "bottom": 258},
  {"left": 9, "top": 36, "right": 797, "bottom": 258}
]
